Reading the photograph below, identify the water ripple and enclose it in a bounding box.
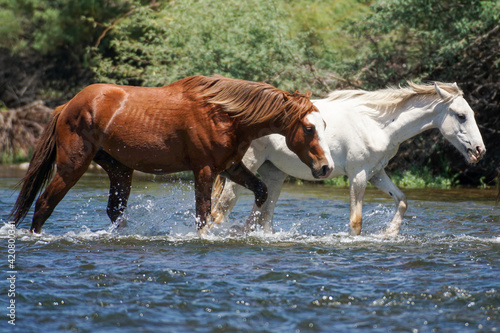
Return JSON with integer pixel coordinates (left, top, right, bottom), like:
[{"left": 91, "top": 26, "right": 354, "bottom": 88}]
[{"left": 1, "top": 178, "right": 499, "bottom": 332}]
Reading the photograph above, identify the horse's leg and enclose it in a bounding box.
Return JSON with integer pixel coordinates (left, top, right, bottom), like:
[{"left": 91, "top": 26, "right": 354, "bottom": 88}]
[
  {"left": 211, "top": 177, "right": 246, "bottom": 225},
  {"left": 93, "top": 150, "right": 134, "bottom": 227},
  {"left": 349, "top": 172, "right": 367, "bottom": 235},
  {"left": 244, "top": 161, "right": 287, "bottom": 233},
  {"left": 220, "top": 162, "right": 268, "bottom": 209},
  {"left": 211, "top": 145, "right": 266, "bottom": 225},
  {"left": 31, "top": 143, "right": 97, "bottom": 233},
  {"left": 194, "top": 165, "right": 216, "bottom": 236},
  {"left": 369, "top": 169, "right": 407, "bottom": 237}
]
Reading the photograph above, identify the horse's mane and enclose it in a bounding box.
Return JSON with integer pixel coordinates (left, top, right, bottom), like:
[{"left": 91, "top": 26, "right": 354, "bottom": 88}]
[
  {"left": 327, "top": 82, "right": 463, "bottom": 115},
  {"left": 184, "top": 75, "right": 315, "bottom": 129}
]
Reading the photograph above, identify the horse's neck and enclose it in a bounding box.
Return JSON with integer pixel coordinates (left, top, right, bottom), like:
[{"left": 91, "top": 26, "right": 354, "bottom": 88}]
[
  {"left": 381, "top": 96, "right": 441, "bottom": 145},
  {"left": 238, "top": 120, "right": 287, "bottom": 141}
]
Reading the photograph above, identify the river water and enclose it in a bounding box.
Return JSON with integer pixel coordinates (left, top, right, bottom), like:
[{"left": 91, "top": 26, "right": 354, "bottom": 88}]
[{"left": 0, "top": 170, "right": 498, "bottom": 332}]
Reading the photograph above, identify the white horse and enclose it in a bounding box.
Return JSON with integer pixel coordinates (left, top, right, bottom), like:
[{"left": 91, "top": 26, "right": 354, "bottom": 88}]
[{"left": 211, "top": 82, "right": 486, "bottom": 236}]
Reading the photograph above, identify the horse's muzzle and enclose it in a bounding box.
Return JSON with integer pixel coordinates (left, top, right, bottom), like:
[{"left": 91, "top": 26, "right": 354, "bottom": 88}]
[
  {"left": 467, "top": 145, "right": 486, "bottom": 163},
  {"left": 312, "top": 164, "right": 333, "bottom": 179}
]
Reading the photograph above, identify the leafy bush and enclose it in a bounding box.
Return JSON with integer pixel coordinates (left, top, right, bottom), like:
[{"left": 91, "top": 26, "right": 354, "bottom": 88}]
[
  {"left": 0, "top": 0, "right": 133, "bottom": 55},
  {"left": 343, "top": 0, "right": 500, "bottom": 87},
  {"left": 391, "top": 166, "right": 457, "bottom": 189},
  {"left": 323, "top": 176, "right": 350, "bottom": 187},
  {"left": 91, "top": 0, "right": 323, "bottom": 92}
]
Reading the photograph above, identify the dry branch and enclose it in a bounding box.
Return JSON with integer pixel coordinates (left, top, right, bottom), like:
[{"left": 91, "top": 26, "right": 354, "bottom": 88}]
[{"left": 0, "top": 101, "right": 52, "bottom": 162}]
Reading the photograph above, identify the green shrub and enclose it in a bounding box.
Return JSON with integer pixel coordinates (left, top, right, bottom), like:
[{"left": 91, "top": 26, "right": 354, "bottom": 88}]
[
  {"left": 91, "top": 0, "right": 322, "bottom": 92},
  {"left": 323, "top": 176, "right": 350, "bottom": 187},
  {"left": 391, "top": 166, "right": 457, "bottom": 188}
]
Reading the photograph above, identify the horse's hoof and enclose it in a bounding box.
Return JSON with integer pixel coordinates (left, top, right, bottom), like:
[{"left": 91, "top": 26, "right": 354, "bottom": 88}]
[
  {"left": 383, "top": 230, "right": 399, "bottom": 238},
  {"left": 197, "top": 226, "right": 209, "bottom": 238},
  {"left": 29, "top": 228, "right": 42, "bottom": 234}
]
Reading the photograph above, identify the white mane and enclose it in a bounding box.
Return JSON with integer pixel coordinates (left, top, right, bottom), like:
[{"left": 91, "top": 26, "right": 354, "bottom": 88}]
[{"left": 327, "top": 82, "right": 463, "bottom": 116}]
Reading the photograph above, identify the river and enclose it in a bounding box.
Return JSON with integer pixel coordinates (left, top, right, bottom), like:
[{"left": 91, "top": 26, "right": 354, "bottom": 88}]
[{"left": 0, "top": 169, "right": 498, "bottom": 332}]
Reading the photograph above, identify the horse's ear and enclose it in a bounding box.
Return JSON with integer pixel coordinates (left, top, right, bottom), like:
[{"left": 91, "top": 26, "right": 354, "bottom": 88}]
[
  {"left": 452, "top": 82, "right": 459, "bottom": 91},
  {"left": 434, "top": 83, "right": 452, "bottom": 100}
]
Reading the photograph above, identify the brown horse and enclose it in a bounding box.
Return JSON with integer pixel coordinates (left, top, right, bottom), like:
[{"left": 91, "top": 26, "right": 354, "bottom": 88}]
[{"left": 10, "top": 75, "right": 333, "bottom": 235}]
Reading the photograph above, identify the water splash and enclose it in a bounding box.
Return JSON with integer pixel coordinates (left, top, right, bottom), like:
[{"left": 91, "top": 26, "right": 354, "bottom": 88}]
[{"left": 1, "top": 221, "right": 497, "bottom": 249}]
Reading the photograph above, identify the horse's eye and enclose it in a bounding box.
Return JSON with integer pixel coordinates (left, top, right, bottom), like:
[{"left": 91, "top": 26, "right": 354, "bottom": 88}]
[
  {"left": 457, "top": 114, "right": 466, "bottom": 121},
  {"left": 304, "top": 126, "right": 315, "bottom": 135}
]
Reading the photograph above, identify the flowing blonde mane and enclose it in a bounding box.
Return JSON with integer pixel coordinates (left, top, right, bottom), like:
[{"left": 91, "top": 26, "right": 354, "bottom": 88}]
[
  {"left": 327, "top": 82, "right": 463, "bottom": 115},
  {"left": 185, "top": 75, "right": 316, "bottom": 129}
]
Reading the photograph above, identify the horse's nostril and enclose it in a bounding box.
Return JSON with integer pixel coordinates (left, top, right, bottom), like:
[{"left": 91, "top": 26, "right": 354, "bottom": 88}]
[
  {"left": 476, "top": 146, "right": 484, "bottom": 156},
  {"left": 321, "top": 165, "right": 329, "bottom": 176}
]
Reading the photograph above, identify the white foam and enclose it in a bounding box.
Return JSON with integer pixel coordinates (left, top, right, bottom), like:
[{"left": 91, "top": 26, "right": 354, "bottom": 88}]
[{"left": 0, "top": 221, "right": 498, "bottom": 247}]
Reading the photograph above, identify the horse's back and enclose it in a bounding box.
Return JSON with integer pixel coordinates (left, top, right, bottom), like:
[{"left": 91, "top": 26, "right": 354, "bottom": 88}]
[
  {"left": 55, "top": 80, "right": 237, "bottom": 174},
  {"left": 59, "top": 83, "right": 190, "bottom": 131}
]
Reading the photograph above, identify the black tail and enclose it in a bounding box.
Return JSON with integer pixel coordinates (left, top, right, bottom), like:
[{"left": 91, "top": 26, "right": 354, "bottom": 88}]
[{"left": 9, "top": 106, "right": 63, "bottom": 226}]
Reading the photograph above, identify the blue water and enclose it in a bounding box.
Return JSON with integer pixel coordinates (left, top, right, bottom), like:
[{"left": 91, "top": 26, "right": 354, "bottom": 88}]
[{"left": 0, "top": 171, "right": 499, "bottom": 332}]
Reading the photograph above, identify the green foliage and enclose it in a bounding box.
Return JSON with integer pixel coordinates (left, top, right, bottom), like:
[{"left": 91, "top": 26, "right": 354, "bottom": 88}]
[
  {"left": 343, "top": 0, "right": 500, "bottom": 86},
  {"left": 0, "top": 0, "right": 22, "bottom": 51},
  {"left": 323, "top": 175, "right": 349, "bottom": 187},
  {"left": 283, "top": 0, "right": 371, "bottom": 63},
  {"left": 0, "top": 148, "right": 31, "bottom": 165},
  {"left": 0, "top": 0, "right": 133, "bottom": 55},
  {"left": 391, "top": 166, "right": 457, "bottom": 189},
  {"left": 92, "top": 0, "right": 328, "bottom": 92}
]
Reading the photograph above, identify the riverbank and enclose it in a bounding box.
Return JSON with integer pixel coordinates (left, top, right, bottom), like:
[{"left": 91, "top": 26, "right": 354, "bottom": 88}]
[{"left": 0, "top": 163, "right": 194, "bottom": 182}]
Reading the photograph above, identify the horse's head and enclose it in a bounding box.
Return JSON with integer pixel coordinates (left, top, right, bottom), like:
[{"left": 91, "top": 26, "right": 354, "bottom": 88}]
[
  {"left": 284, "top": 95, "right": 333, "bottom": 179},
  {"left": 435, "top": 83, "right": 485, "bottom": 163}
]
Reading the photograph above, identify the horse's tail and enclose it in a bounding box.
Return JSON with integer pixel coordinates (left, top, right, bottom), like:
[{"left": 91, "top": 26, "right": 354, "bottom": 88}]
[{"left": 10, "top": 105, "right": 64, "bottom": 226}]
